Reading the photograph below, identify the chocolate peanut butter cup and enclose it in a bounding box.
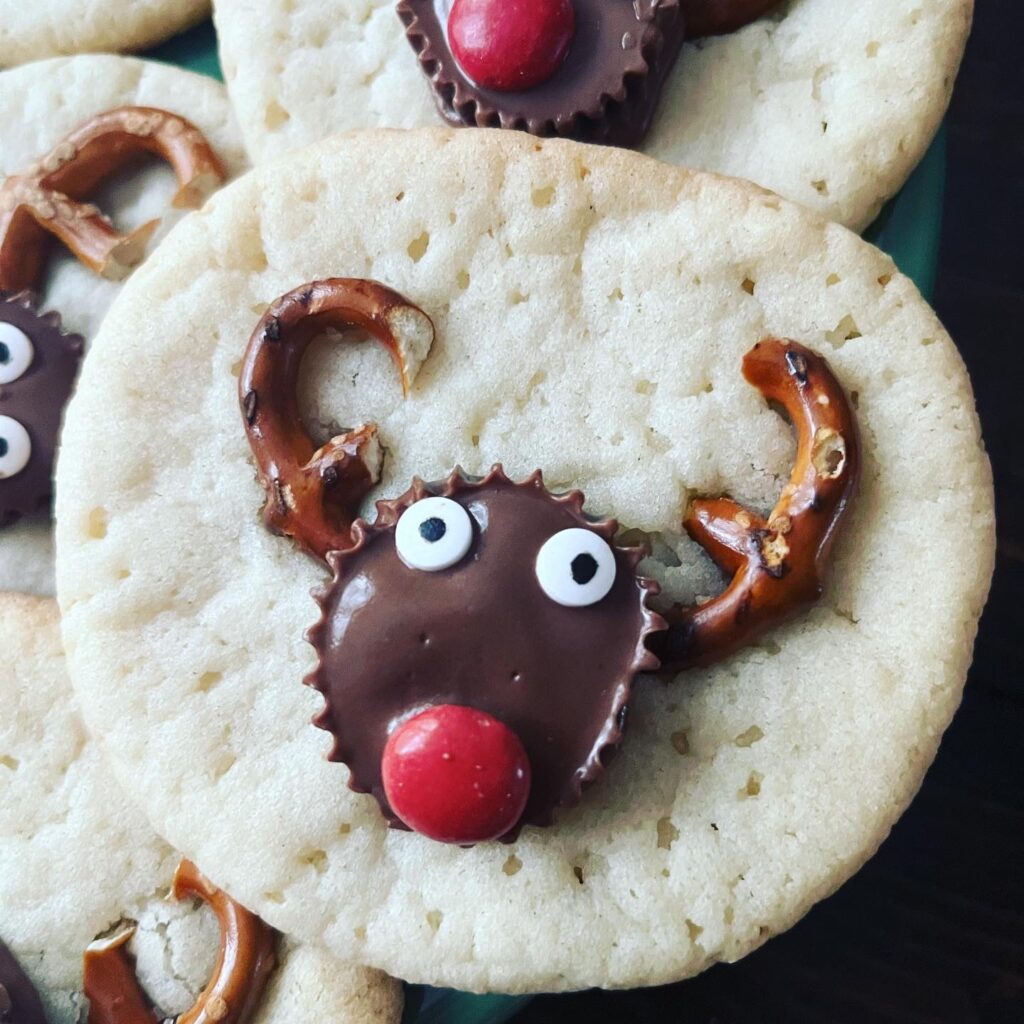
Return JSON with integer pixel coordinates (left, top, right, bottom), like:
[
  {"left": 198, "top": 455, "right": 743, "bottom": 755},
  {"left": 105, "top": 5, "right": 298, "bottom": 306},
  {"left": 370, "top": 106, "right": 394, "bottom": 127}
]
[{"left": 398, "top": 0, "right": 686, "bottom": 147}]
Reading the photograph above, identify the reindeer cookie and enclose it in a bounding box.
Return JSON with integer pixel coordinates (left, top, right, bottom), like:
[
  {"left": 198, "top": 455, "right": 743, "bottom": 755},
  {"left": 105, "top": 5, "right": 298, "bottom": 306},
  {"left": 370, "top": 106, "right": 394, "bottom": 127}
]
[
  {"left": 0, "top": 593, "right": 402, "bottom": 1024},
  {"left": 214, "top": 0, "right": 972, "bottom": 229},
  {"left": 0, "top": 55, "right": 248, "bottom": 596},
  {"left": 55, "top": 129, "right": 994, "bottom": 992}
]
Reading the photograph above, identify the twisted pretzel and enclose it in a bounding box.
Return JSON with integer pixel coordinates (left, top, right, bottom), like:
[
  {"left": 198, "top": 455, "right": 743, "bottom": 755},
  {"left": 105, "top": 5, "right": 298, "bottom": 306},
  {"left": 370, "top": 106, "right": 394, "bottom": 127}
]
[
  {"left": 652, "top": 338, "right": 860, "bottom": 671},
  {"left": 239, "top": 278, "right": 435, "bottom": 563},
  {"left": 83, "top": 860, "right": 276, "bottom": 1024},
  {"left": 0, "top": 107, "right": 225, "bottom": 294}
]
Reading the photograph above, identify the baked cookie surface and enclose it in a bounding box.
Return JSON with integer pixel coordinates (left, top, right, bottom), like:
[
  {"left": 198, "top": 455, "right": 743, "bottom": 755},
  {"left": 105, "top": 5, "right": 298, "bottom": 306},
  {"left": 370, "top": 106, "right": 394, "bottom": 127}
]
[
  {"left": 214, "top": 0, "right": 972, "bottom": 229},
  {"left": 0, "top": 0, "right": 209, "bottom": 67},
  {"left": 0, "top": 55, "right": 248, "bottom": 597},
  {"left": 55, "top": 129, "right": 994, "bottom": 992},
  {"left": 0, "top": 592, "right": 402, "bottom": 1024}
]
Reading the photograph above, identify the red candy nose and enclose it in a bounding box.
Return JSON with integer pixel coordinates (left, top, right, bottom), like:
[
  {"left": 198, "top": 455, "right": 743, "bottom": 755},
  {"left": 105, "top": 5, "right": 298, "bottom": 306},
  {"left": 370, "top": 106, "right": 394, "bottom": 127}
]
[
  {"left": 448, "top": 0, "right": 576, "bottom": 93},
  {"left": 382, "top": 705, "right": 531, "bottom": 844}
]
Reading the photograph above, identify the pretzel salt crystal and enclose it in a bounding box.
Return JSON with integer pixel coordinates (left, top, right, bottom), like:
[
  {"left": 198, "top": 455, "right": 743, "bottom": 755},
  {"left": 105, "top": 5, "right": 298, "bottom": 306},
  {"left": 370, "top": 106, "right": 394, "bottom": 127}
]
[
  {"left": 240, "top": 278, "right": 435, "bottom": 563},
  {"left": 82, "top": 861, "right": 276, "bottom": 1024},
  {"left": 0, "top": 107, "right": 225, "bottom": 294},
  {"left": 653, "top": 338, "right": 861, "bottom": 670}
]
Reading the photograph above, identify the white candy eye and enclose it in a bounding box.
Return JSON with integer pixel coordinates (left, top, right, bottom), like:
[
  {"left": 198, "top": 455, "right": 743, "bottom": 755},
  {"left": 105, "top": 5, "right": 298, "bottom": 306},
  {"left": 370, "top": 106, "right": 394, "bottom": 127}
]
[
  {"left": 0, "top": 323, "right": 34, "bottom": 385},
  {"left": 0, "top": 416, "right": 31, "bottom": 479},
  {"left": 395, "top": 496, "right": 474, "bottom": 571},
  {"left": 535, "top": 528, "right": 617, "bottom": 607}
]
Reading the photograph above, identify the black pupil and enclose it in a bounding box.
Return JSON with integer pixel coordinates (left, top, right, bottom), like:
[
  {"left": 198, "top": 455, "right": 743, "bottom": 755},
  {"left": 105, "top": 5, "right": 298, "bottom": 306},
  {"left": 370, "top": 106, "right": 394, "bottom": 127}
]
[
  {"left": 0, "top": 341, "right": 9, "bottom": 364},
  {"left": 419, "top": 516, "right": 447, "bottom": 543},
  {"left": 0, "top": 438, "right": 8, "bottom": 458},
  {"left": 571, "top": 553, "right": 599, "bottom": 585}
]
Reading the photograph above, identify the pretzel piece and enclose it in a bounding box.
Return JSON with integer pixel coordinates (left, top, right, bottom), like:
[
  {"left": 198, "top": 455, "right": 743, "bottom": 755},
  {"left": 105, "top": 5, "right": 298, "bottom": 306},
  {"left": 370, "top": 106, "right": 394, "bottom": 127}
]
[
  {"left": 84, "top": 927, "right": 155, "bottom": 1024},
  {"left": 173, "top": 860, "right": 277, "bottom": 1024},
  {"left": 653, "top": 338, "right": 860, "bottom": 671},
  {"left": 0, "top": 107, "right": 226, "bottom": 293},
  {"left": 239, "top": 278, "right": 435, "bottom": 563},
  {"left": 83, "top": 861, "right": 276, "bottom": 1024}
]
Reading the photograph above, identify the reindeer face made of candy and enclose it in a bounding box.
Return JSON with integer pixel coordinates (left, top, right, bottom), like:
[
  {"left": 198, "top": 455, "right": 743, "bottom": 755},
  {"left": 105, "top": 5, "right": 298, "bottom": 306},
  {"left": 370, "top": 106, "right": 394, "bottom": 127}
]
[{"left": 239, "top": 279, "right": 860, "bottom": 845}]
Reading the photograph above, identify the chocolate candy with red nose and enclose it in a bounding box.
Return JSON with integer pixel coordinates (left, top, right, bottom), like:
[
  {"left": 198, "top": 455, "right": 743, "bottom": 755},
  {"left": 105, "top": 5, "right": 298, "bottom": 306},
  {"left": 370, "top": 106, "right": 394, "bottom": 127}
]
[
  {"left": 398, "top": 0, "right": 687, "bottom": 147},
  {"left": 309, "top": 465, "right": 663, "bottom": 840},
  {"left": 397, "top": 0, "right": 785, "bottom": 149},
  {"left": 239, "top": 279, "right": 860, "bottom": 845}
]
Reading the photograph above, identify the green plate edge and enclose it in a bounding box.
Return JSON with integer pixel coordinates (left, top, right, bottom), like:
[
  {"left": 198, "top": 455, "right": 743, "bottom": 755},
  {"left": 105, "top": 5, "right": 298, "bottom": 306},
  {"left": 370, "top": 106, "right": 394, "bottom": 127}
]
[
  {"left": 142, "top": 20, "right": 947, "bottom": 1024},
  {"left": 147, "top": 20, "right": 222, "bottom": 81},
  {"left": 863, "top": 126, "right": 946, "bottom": 301}
]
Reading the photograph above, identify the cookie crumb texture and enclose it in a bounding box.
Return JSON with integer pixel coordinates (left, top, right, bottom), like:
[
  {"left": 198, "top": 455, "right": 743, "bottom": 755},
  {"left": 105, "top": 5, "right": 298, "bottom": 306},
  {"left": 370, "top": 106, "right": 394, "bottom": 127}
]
[
  {"left": 214, "top": 0, "right": 973, "bottom": 229},
  {"left": 0, "top": 595, "right": 401, "bottom": 1024},
  {"left": 0, "top": 0, "right": 209, "bottom": 67},
  {"left": 55, "top": 129, "right": 994, "bottom": 992}
]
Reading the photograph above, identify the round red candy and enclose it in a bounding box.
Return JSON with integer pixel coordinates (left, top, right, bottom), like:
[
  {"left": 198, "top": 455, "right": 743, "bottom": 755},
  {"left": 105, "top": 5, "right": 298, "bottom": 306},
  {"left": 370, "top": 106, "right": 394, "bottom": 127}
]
[
  {"left": 382, "top": 704, "right": 531, "bottom": 844},
  {"left": 448, "top": 0, "right": 575, "bottom": 92}
]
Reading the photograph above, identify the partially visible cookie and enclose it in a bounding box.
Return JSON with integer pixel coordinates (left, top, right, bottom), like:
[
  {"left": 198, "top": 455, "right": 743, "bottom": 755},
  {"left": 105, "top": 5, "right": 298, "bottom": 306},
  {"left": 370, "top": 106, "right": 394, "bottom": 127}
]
[
  {"left": 0, "top": 592, "right": 402, "bottom": 1024},
  {"left": 0, "top": 55, "right": 248, "bottom": 597},
  {"left": 214, "top": 0, "right": 972, "bottom": 229},
  {"left": 0, "top": 0, "right": 209, "bottom": 68}
]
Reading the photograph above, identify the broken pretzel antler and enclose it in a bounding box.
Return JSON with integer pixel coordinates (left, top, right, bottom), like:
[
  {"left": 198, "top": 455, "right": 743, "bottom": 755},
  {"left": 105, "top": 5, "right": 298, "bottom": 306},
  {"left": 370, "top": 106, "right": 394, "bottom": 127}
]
[
  {"left": 0, "top": 107, "right": 225, "bottom": 293},
  {"left": 652, "top": 338, "right": 860, "bottom": 671},
  {"left": 240, "top": 278, "right": 435, "bottom": 563},
  {"left": 83, "top": 860, "right": 277, "bottom": 1024}
]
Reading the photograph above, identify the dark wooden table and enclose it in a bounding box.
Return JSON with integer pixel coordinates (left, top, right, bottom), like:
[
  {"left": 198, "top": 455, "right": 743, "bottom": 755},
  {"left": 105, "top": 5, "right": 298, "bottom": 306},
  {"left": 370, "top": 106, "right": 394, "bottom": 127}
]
[{"left": 513, "top": 3, "right": 1024, "bottom": 1020}]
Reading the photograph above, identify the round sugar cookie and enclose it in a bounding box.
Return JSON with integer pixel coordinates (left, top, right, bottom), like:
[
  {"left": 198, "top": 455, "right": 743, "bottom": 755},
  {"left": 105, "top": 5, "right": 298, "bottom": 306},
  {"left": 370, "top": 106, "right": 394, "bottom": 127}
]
[
  {"left": 0, "top": 0, "right": 209, "bottom": 68},
  {"left": 214, "top": 0, "right": 972, "bottom": 230},
  {"left": 0, "top": 592, "right": 402, "bottom": 1024},
  {"left": 55, "top": 129, "right": 994, "bottom": 993},
  {"left": 0, "top": 55, "right": 248, "bottom": 597}
]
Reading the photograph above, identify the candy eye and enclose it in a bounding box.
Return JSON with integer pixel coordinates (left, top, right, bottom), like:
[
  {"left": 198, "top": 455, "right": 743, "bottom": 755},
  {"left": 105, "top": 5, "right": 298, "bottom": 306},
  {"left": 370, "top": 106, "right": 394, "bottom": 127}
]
[
  {"left": 395, "top": 496, "right": 474, "bottom": 571},
  {"left": 0, "top": 416, "right": 31, "bottom": 479},
  {"left": 535, "top": 527, "right": 617, "bottom": 607},
  {"left": 0, "top": 323, "right": 34, "bottom": 385}
]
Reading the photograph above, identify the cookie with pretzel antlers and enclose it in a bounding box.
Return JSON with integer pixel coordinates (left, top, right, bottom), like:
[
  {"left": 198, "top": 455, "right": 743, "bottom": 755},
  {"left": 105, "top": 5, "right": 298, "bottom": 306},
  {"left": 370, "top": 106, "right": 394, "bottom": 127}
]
[
  {"left": 0, "top": 593, "right": 402, "bottom": 1024},
  {"left": 0, "top": 54, "right": 248, "bottom": 596},
  {"left": 55, "top": 129, "right": 993, "bottom": 992}
]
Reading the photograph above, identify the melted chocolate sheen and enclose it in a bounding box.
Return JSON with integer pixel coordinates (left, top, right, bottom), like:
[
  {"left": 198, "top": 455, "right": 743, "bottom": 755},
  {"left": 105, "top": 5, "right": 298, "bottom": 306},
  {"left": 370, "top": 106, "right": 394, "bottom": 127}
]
[
  {"left": 314, "top": 474, "right": 659, "bottom": 831},
  {"left": 398, "top": 0, "right": 686, "bottom": 147},
  {"left": 0, "top": 296, "right": 82, "bottom": 524},
  {"left": 0, "top": 941, "right": 47, "bottom": 1024}
]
